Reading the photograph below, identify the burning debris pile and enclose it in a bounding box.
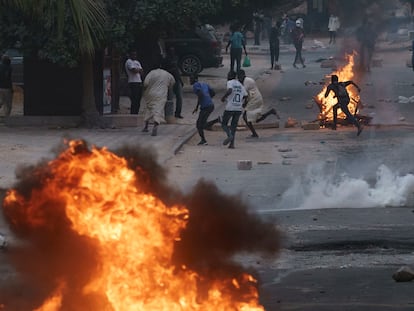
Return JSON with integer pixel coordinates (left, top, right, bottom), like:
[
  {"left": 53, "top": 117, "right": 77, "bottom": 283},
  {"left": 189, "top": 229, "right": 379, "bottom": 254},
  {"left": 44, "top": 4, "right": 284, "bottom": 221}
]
[
  {"left": 1, "top": 140, "right": 280, "bottom": 311},
  {"left": 314, "top": 53, "right": 372, "bottom": 128}
]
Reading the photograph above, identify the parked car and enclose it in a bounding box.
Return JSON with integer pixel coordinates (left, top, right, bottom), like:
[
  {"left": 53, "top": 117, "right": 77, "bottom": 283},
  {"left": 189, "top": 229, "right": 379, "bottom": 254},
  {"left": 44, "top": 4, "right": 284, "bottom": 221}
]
[
  {"left": 1, "top": 48, "right": 24, "bottom": 87},
  {"left": 164, "top": 24, "right": 223, "bottom": 75}
]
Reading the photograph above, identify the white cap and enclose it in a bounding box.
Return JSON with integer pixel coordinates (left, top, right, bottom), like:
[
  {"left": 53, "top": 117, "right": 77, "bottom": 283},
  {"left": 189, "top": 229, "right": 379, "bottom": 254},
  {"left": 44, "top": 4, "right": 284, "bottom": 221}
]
[{"left": 296, "top": 20, "right": 301, "bottom": 25}]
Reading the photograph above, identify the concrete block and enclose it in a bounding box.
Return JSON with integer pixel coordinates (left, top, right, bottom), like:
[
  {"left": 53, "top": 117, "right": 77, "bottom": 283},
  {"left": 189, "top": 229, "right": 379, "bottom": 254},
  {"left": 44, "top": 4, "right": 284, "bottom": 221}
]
[
  {"left": 320, "top": 59, "right": 336, "bottom": 68},
  {"left": 285, "top": 118, "right": 298, "bottom": 128},
  {"left": 237, "top": 160, "right": 252, "bottom": 170},
  {"left": 302, "top": 121, "right": 320, "bottom": 130},
  {"left": 255, "top": 121, "right": 279, "bottom": 129}
]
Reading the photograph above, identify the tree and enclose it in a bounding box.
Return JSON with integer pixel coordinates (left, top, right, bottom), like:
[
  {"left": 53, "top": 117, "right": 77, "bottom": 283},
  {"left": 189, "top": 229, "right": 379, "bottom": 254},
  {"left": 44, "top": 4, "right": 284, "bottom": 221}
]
[
  {"left": 0, "top": 0, "right": 106, "bottom": 127},
  {"left": 0, "top": 0, "right": 303, "bottom": 126}
]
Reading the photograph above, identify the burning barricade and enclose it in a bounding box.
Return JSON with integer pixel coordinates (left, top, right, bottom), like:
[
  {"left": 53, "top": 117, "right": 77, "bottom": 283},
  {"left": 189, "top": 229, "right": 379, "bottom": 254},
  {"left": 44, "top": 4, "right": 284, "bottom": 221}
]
[
  {"left": 314, "top": 52, "right": 372, "bottom": 129},
  {"left": 1, "top": 140, "right": 280, "bottom": 311}
]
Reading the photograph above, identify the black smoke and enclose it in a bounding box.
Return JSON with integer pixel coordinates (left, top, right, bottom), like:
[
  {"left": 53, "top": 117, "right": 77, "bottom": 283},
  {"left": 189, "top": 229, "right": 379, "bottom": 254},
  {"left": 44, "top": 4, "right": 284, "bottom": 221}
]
[{"left": 0, "top": 141, "right": 281, "bottom": 310}]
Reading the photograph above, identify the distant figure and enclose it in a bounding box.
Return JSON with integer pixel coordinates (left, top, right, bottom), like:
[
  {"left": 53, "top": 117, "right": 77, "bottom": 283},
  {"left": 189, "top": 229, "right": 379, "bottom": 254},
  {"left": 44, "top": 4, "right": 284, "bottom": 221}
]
[
  {"left": 356, "top": 19, "right": 377, "bottom": 72},
  {"left": 238, "top": 69, "right": 280, "bottom": 138},
  {"left": 269, "top": 20, "right": 281, "bottom": 70},
  {"left": 220, "top": 70, "right": 248, "bottom": 149},
  {"left": 125, "top": 51, "right": 144, "bottom": 114},
  {"left": 324, "top": 74, "right": 363, "bottom": 136},
  {"left": 164, "top": 46, "right": 184, "bottom": 119},
  {"left": 281, "top": 14, "right": 295, "bottom": 44},
  {"left": 253, "top": 11, "right": 264, "bottom": 45},
  {"left": 141, "top": 61, "right": 175, "bottom": 136},
  {"left": 226, "top": 24, "right": 248, "bottom": 73},
  {"left": 291, "top": 19, "right": 306, "bottom": 68},
  {"left": 262, "top": 14, "right": 272, "bottom": 40},
  {"left": 328, "top": 14, "right": 340, "bottom": 44},
  {"left": 0, "top": 55, "right": 13, "bottom": 116},
  {"left": 190, "top": 74, "right": 221, "bottom": 146},
  {"left": 412, "top": 39, "right": 414, "bottom": 71}
]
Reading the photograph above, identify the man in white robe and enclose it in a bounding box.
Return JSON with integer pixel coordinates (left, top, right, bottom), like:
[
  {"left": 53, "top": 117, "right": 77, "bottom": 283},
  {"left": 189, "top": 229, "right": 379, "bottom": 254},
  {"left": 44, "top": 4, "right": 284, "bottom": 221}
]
[
  {"left": 142, "top": 66, "right": 175, "bottom": 136},
  {"left": 238, "top": 69, "right": 279, "bottom": 138}
]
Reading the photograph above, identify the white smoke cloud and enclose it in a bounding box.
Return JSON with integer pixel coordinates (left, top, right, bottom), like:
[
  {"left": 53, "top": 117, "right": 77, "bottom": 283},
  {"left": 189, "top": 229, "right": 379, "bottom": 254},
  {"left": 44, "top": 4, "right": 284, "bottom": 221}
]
[{"left": 279, "top": 164, "right": 414, "bottom": 210}]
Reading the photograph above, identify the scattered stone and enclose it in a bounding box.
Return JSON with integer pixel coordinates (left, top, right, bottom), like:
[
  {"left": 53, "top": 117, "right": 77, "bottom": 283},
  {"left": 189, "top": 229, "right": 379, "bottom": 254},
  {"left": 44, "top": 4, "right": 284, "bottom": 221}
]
[
  {"left": 237, "top": 160, "right": 252, "bottom": 170},
  {"left": 282, "top": 154, "right": 299, "bottom": 159},
  {"left": 392, "top": 266, "right": 414, "bottom": 282},
  {"left": 320, "top": 59, "right": 336, "bottom": 68},
  {"left": 279, "top": 96, "right": 291, "bottom": 101},
  {"left": 305, "top": 103, "right": 313, "bottom": 109},
  {"left": 285, "top": 117, "right": 298, "bottom": 128},
  {"left": 282, "top": 160, "right": 292, "bottom": 165},
  {"left": 399, "top": 116, "right": 406, "bottom": 121},
  {"left": 278, "top": 148, "right": 292, "bottom": 152},
  {"left": 398, "top": 96, "right": 414, "bottom": 104},
  {"left": 302, "top": 121, "right": 320, "bottom": 130},
  {"left": 257, "top": 161, "right": 272, "bottom": 165}
]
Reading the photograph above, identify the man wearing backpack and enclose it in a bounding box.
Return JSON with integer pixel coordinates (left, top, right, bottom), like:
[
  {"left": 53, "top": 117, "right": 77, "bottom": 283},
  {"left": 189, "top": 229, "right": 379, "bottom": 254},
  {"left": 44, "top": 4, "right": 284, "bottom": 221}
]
[{"left": 324, "top": 74, "right": 363, "bottom": 136}]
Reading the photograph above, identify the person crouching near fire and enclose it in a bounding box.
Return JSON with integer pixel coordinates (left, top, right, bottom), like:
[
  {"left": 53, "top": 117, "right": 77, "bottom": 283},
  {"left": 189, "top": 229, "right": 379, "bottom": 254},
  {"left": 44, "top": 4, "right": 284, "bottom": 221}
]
[{"left": 324, "top": 74, "right": 363, "bottom": 136}]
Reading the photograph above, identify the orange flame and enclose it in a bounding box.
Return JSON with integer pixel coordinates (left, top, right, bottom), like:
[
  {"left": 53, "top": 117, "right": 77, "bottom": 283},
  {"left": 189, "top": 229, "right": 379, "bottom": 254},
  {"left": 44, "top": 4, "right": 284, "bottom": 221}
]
[
  {"left": 4, "top": 140, "right": 265, "bottom": 311},
  {"left": 316, "top": 52, "right": 360, "bottom": 122},
  {"left": 33, "top": 282, "right": 64, "bottom": 311}
]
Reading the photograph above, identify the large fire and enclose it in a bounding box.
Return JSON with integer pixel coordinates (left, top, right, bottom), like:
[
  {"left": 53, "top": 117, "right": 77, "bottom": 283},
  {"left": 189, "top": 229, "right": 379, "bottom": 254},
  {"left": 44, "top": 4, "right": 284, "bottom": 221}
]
[
  {"left": 316, "top": 52, "right": 360, "bottom": 124},
  {"left": 1, "top": 140, "right": 277, "bottom": 311}
]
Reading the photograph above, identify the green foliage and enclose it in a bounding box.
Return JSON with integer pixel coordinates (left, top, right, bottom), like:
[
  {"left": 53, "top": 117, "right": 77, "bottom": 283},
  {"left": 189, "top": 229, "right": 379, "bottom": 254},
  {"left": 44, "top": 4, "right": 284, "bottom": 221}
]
[
  {"left": 0, "top": 0, "right": 288, "bottom": 65},
  {"left": 0, "top": 0, "right": 105, "bottom": 66}
]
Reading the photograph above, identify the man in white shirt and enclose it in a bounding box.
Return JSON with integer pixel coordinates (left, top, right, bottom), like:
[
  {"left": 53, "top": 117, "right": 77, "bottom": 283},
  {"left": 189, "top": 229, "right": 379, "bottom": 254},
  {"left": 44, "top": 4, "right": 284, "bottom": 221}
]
[
  {"left": 328, "top": 14, "right": 340, "bottom": 44},
  {"left": 125, "top": 51, "right": 143, "bottom": 114},
  {"left": 220, "top": 70, "right": 248, "bottom": 149}
]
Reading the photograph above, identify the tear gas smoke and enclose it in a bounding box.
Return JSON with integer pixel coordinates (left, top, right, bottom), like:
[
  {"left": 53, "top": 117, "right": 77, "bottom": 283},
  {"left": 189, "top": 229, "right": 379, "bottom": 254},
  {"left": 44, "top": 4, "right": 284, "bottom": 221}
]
[{"left": 280, "top": 163, "right": 414, "bottom": 210}]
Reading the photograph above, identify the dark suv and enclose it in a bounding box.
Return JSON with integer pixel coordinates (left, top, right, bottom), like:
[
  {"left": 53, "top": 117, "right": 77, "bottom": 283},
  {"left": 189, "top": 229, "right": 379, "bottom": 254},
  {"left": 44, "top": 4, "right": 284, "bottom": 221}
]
[{"left": 164, "top": 24, "right": 223, "bottom": 75}]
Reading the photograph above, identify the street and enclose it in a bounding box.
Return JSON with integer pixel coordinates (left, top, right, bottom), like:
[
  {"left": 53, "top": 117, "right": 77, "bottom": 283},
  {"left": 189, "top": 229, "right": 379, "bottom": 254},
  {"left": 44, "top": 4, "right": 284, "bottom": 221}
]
[
  {"left": 1, "top": 36, "right": 414, "bottom": 310},
  {"left": 166, "top": 36, "right": 414, "bottom": 310}
]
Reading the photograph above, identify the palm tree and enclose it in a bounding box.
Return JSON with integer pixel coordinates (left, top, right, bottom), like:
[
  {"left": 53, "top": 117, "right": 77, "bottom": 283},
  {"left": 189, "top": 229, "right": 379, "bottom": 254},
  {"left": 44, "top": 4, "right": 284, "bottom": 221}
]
[{"left": 7, "top": 0, "right": 106, "bottom": 127}]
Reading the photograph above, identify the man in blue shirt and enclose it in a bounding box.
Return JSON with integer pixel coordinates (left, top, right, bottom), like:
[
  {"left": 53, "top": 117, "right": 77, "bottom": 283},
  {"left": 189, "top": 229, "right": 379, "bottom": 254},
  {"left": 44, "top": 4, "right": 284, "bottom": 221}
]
[
  {"left": 226, "top": 24, "right": 248, "bottom": 73},
  {"left": 190, "top": 74, "right": 221, "bottom": 145}
]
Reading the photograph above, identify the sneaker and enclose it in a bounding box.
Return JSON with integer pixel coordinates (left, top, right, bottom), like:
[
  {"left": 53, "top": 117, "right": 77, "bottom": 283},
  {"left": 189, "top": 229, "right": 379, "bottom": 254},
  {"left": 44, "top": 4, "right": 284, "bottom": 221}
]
[
  {"left": 197, "top": 140, "right": 208, "bottom": 146},
  {"left": 142, "top": 128, "right": 149, "bottom": 133},
  {"left": 357, "top": 125, "right": 363, "bottom": 136},
  {"left": 175, "top": 115, "right": 184, "bottom": 119},
  {"left": 247, "top": 134, "right": 259, "bottom": 138},
  {"left": 223, "top": 136, "right": 233, "bottom": 146},
  {"left": 228, "top": 144, "right": 235, "bottom": 149}
]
